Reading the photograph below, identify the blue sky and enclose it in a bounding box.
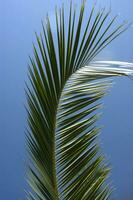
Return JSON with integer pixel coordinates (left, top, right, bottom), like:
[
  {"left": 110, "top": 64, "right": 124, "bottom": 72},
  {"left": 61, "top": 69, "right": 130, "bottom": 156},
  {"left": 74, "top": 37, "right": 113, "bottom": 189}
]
[{"left": 1, "top": 0, "right": 133, "bottom": 199}]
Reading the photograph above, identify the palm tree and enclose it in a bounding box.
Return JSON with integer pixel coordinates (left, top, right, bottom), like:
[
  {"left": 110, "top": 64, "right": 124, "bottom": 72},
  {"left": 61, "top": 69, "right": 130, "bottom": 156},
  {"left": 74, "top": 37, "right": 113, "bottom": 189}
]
[{"left": 26, "top": 1, "right": 133, "bottom": 199}]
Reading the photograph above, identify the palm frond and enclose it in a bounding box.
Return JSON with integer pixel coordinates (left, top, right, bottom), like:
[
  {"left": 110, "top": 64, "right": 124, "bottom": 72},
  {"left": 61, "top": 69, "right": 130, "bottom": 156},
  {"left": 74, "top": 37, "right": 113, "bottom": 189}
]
[{"left": 26, "top": 1, "right": 133, "bottom": 199}]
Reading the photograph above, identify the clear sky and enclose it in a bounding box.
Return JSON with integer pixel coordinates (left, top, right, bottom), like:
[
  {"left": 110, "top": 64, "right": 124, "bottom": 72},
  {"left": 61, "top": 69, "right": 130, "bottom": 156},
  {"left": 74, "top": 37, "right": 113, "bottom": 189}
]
[{"left": 1, "top": 0, "right": 133, "bottom": 199}]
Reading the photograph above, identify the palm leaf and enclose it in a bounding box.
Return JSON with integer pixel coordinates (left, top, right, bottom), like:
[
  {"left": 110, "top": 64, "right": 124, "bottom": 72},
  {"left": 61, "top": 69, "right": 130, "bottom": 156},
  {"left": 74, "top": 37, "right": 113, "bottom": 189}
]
[{"left": 26, "top": 1, "right": 133, "bottom": 199}]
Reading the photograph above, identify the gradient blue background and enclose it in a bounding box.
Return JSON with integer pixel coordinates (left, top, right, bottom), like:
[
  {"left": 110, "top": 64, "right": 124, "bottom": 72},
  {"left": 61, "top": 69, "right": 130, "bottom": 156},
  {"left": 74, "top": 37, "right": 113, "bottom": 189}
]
[{"left": 1, "top": 0, "right": 133, "bottom": 199}]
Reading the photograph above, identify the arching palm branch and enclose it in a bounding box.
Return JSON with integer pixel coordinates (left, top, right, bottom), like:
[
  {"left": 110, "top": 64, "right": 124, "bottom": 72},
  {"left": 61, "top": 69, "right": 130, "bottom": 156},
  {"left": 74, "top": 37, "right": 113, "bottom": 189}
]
[{"left": 26, "top": 1, "right": 133, "bottom": 199}]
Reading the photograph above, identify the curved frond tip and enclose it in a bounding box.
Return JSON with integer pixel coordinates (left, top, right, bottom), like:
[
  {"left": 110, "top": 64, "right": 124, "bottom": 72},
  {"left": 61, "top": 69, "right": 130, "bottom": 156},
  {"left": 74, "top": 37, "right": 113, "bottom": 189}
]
[{"left": 26, "top": 1, "right": 133, "bottom": 199}]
